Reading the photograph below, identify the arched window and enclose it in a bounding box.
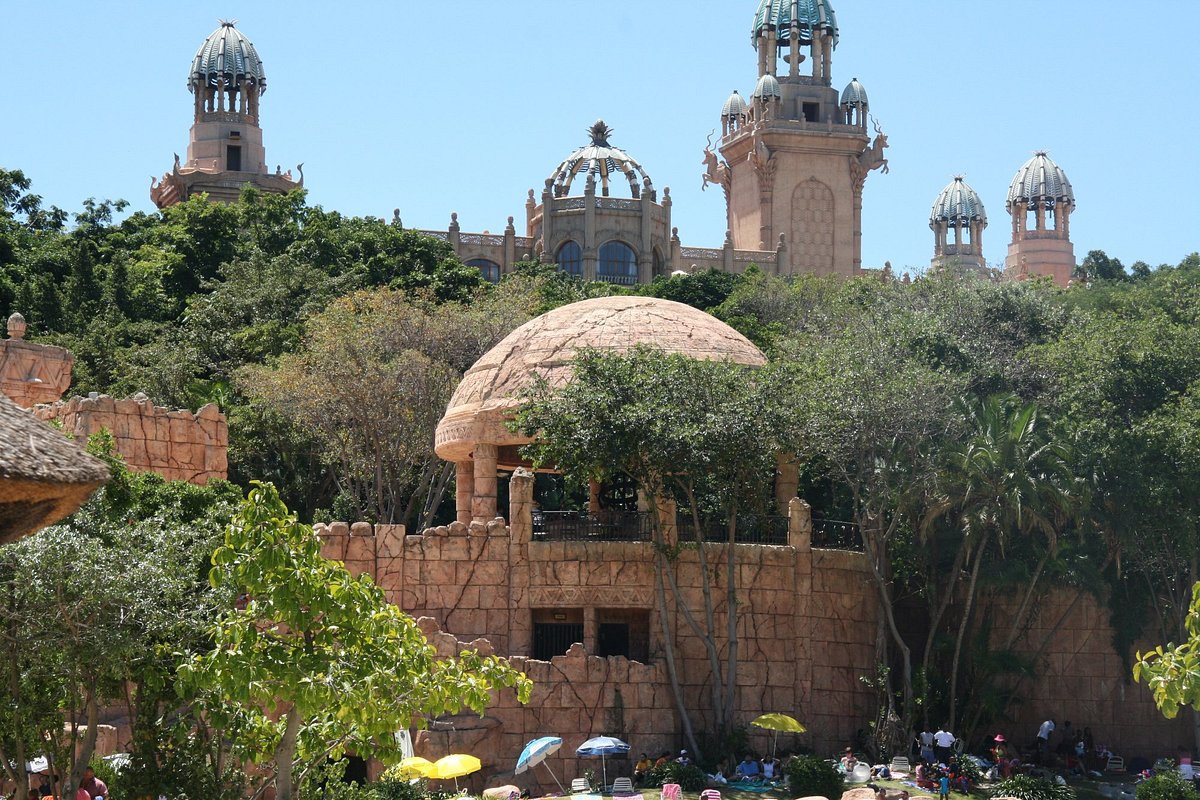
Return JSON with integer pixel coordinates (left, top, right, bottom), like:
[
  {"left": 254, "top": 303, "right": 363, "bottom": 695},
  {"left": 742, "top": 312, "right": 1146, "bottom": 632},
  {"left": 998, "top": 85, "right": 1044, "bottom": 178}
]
[
  {"left": 652, "top": 247, "right": 665, "bottom": 277},
  {"left": 466, "top": 258, "right": 501, "bottom": 283},
  {"left": 598, "top": 241, "right": 637, "bottom": 285},
  {"left": 556, "top": 241, "right": 583, "bottom": 278}
]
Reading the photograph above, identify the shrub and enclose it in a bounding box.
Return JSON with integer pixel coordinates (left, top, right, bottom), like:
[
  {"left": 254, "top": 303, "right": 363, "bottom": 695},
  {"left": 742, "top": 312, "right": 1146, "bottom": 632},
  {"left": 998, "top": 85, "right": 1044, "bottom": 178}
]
[
  {"left": 376, "top": 769, "right": 430, "bottom": 800},
  {"left": 1136, "top": 771, "right": 1200, "bottom": 800},
  {"left": 988, "top": 775, "right": 1076, "bottom": 800},
  {"left": 646, "top": 761, "right": 708, "bottom": 792},
  {"left": 88, "top": 756, "right": 126, "bottom": 800},
  {"left": 784, "top": 755, "right": 844, "bottom": 800}
]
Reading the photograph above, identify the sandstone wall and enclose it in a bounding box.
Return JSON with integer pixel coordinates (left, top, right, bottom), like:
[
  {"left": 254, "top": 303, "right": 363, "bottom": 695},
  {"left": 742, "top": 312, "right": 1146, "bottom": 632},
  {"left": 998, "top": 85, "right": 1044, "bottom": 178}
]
[
  {"left": 0, "top": 334, "right": 73, "bottom": 407},
  {"left": 1003, "top": 592, "right": 1192, "bottom": 757},
  {"left": 314, "top": 510, "right": 881, "bottom": 781},
  {"left": 35, "top": 393, "right": 228, "bottom": 484}
]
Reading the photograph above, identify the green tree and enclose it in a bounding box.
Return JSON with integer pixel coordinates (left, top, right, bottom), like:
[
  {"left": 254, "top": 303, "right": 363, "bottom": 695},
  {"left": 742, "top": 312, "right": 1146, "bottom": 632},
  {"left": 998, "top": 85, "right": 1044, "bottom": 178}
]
[{"left": 182, "top": 482, "right": 531, "bottom": 800}]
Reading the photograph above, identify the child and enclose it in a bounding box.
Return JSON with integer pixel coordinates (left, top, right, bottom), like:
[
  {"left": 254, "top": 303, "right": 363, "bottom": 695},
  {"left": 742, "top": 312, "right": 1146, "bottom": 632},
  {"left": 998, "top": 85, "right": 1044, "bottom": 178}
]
[{"left": 939, "top": 774, "right": 950, "bottom": 800}]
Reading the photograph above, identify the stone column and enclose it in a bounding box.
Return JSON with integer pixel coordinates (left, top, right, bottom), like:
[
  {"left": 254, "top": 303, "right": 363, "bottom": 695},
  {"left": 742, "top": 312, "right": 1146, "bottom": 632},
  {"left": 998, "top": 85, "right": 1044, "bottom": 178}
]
[
  {"left": 449, "top": 212, "right": 461, "bottom": 254},
  {"left": 584, "top": 606, "right": 598, "bottom": 654},
  {"left": 472, "top": 443, "right": 498, "bottom": 522},
  {"left": 509, "top": 468, "right": 534, "bottom": 545},
  {"left": 776, "top": 233, "right": 788, "bottom": 275},
  {"left": 640, "top": 189, "right": 653, "bottom": 283},
  {"left": 723, "top": 230, "right": 735, "bottom": 272},
  {"left": 584, "top": 177, "right": 598, "bottom": 281},
  {"left": 656, "top": 495, "right": 678, "bottom": 547},
  {"left": 788, "top": 497, "right": 812, "bottom": 550},
  {"left": 541, "top": 181, "right": 554, "bottom": 261},
  {"left": 775, "top": 454, "right": 799, "bottom": 516},
  {"left": 503, "top": 216, "right": 516, "bottom": 273},
  {"left": 455, "top": 460, "right": 475, "bottom": 524}
]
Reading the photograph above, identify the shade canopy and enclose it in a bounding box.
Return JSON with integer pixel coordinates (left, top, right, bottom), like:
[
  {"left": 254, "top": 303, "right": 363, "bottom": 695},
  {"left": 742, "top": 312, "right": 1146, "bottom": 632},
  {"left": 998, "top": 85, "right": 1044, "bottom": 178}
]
[
  {"left": 516, "top": 737, "right": 563, "bottom": 774},
  {"left": 575, "top": 736, "right": 630, "bottom": 756},
  {"left": 398, "top": 756, "right": 437, "bottom": 778},
  {"left": 432, "top": 754, "right": 481, "bottom": 779},
  {"left": 750, "top": 713, "right": 807, "bottom": 733}
]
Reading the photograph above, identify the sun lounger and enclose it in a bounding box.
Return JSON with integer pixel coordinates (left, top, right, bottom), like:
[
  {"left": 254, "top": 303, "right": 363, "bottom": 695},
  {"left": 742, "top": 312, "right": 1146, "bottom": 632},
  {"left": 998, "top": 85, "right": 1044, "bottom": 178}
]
[
  {"left": 661, "top": 783, "right": 682, "bottom": 800},
  {"left": 571, "top": 779, "right": 591, "bottom": 793},
  {"left": 612, "top": 778, "right": 635, "bottom": 795}
]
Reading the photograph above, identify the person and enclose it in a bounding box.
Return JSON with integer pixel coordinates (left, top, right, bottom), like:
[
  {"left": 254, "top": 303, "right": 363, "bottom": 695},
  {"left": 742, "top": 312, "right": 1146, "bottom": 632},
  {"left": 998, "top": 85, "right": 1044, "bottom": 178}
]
[
  {"left": 677, "top": 750, "right": 691, "bottom": 767},
  {"left": 991, "top": 735, "right": 1013, "bottom": 777},
  {"left": 762, "top": 756, "right": 781, "bottom": 782},
  {"left": 79, "top": 767, "right": 107, "bottom": 800},
  {"left": 938, "top": 773, "right": 950, "bottom": 800},
  {"left": 933, "top": 726, "right": 955, "bottom": 765},
  {"left": 873, "top": 784, "right": 887, "bottom": 800},
  {"left": 1178, "top": 748, "right": 1193, "bottom": 781},
  {"left": 634, "top": 753, "right": 652, "bottom": 786},
  {"left": 736, "top": 755, "right": 762, "bottom": 782},
  {"left": 919, "top": 730, "right": 935, "bottom": 764},
  {"left": 1037, "top": 719, "right": 1055, "bottom": 762},
  {"left": 840, "top": 747, "right": 858, "bottom": 772},
  {"left": 655, "top": 752, "right": 670, "bottom": 768}
]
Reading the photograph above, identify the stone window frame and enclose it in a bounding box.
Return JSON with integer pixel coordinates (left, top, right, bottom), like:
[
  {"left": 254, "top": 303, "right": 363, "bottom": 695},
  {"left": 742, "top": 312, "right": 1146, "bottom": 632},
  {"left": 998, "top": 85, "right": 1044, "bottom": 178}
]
[
  {"left": 597, "top": 240, "right": 638, "bottom": 284},
  {"left": 555, "top": 240, "right": 583, "bottom": 278}
]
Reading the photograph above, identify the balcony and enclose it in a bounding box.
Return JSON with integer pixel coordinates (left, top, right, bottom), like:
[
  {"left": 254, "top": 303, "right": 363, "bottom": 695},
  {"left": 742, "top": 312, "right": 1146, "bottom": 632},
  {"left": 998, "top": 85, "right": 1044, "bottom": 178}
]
[{"left": 677, "top": 514, "right": 790, "bottom": 546}]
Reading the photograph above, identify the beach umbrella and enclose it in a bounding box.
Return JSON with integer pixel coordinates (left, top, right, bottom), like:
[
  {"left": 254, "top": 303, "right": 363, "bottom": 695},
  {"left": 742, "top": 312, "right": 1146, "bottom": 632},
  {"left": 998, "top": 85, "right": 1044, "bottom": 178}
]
[
  {"left": 751, "top": 713, "right": 807, "bottom": 756},
  {"left": 516, "top": 736, "right": 565, "bottom": 793},
  {"left": 398, "top": 756, "right": 437, "bottom": 779},
  {"left": 433, "top": 753, "right": 482, "bottom": 791},
  {"left": 576, "top": 736, "right": 630, "bottom": 789}
]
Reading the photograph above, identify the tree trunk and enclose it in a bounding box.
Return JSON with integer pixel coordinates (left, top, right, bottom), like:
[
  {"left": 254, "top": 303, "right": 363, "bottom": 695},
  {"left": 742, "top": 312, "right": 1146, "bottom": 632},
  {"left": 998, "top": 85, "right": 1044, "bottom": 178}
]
[
  {"left": 920, "top": 535, "right": 970, "bottom": 729},
  {"left": 274, "top": 705, "right": 302, "bottom": 800},
  {"left": 677, "top": 482, "right": 726, "bottom": 731},
  {"left": 860, "top": 517, "right": 915, "bottom": 730},
  {"left": 948, "top": 531, "right": 988, "bottom": 728},
  {"left": 1002, "top": 547, "right": 1052, "bottom": 651},
  {"left": 69, "top": 687, "right": 101, "bottom": 796},
  {"left": 654, "top": 548, "right": 702, "bottom": 761},
  {"left": 723, "top": 506, "right": 739, "bottom": 734}
]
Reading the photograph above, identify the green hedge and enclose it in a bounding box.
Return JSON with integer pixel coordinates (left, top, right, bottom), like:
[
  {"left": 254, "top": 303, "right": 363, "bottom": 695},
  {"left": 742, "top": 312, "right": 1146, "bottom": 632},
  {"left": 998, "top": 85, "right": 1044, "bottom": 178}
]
[{"left": 784, "top": 755, "right": 844, "bottom": 800}]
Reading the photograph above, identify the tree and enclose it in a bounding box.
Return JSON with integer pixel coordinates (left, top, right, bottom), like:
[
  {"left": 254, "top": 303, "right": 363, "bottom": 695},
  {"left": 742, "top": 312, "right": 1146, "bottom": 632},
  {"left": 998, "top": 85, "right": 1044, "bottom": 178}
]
[
  {"left": 241, "top": 283, "right": 537, "bottom": 526},
  {"left": 515, "top": 346, "right": 789, "bottom": 760},
  {"left": 182, "top": 482, "right": 531, "bottom": 800}
]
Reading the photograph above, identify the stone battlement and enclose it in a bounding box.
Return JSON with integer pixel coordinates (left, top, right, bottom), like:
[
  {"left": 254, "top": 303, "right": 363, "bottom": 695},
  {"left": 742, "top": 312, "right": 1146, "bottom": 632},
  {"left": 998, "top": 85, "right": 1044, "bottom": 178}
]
[{"left": 35, "top": 393, "right": 228, "bottom": 484}]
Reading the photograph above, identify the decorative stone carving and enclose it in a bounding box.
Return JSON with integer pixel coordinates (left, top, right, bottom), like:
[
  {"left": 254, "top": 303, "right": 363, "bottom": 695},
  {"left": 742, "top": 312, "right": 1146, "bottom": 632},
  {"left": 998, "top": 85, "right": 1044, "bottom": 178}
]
[{"left": 528, "top": 586, "right": 655, "bottom": 608}]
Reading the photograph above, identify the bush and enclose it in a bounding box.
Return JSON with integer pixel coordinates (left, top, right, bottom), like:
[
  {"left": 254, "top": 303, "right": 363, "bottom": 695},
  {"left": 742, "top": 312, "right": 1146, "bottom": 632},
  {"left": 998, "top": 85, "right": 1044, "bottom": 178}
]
[
  {"left": 376, "top": 769, "right": 430, "bottom": 800},
  {"left": 989, "top": 775, "right": 1076, "bottom": 800},
  {"left": 645, "top": 761, "right": 708, "bottom": 792},
  {"left": 88, "top": 756, "right": 126, "bottom": 800},
  {"left": 1136, "top": 771, "right": 1200, "bottom": 800},
  {"left": 784, "top": 755, "right": 844, "bottom": 800}
]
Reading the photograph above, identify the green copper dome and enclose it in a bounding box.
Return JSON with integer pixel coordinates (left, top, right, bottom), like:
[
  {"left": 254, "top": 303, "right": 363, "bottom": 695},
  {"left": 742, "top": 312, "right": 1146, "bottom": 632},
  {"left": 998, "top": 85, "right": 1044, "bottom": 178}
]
[
  {"left": 190, "top": 20, "right": 266, "bottom": 92},
  {"left": 930, "top": 177, "right": 987, "bottom": 226},
  {"left": 753, "top": 0, "right": 839, "bottom": 48},
  {"left": 841, "top": 78, "right": 868, "bottom": 108},
  {"left": 1007, "top": 152, "right": 1075, "bottom": 210},
  {"left": 722, "top": 90, "right": 749, "bottom": 119}
]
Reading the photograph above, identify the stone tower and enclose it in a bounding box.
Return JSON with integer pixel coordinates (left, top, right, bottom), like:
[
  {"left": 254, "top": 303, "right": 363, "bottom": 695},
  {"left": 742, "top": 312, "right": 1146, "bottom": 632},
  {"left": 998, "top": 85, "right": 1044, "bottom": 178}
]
[
  {"left": 929, "top": 176, "right": 988, "bottom": 275},
  {"left": 706, "top": 0, "right": 888, "bottom": 275},
  {"left": 151, "top": 21, "right": 300, "bottom": 208},
  {"left": 1004, "top": 152, "right": 1076, "bottom": 286}
]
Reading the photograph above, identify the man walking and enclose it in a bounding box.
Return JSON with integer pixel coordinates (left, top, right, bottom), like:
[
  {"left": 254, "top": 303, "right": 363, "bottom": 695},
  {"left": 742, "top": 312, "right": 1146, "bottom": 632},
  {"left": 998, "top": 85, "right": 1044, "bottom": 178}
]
[
  {"left": 933, "top": 726, "right": 955, "bottom": 765},
  {"left": 1037, "top": 719, "right": 1056, "bottom": 763}
]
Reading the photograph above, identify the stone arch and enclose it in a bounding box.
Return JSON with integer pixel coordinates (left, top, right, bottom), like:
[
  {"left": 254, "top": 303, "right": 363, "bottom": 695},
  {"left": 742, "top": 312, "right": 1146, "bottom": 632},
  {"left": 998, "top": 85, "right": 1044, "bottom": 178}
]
[{"left": 790, "top": 179, "right": 834, "bottom": 274}]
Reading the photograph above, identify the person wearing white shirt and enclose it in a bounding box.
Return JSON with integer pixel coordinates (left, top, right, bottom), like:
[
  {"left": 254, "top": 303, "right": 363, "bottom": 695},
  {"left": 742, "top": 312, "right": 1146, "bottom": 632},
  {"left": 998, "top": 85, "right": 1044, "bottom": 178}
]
[
  {"left": 1037, "top": 719, "right": 1055, "bottom": 762},
  {"left": 933, "top": 727, "right": 955, "bottom": 765}
]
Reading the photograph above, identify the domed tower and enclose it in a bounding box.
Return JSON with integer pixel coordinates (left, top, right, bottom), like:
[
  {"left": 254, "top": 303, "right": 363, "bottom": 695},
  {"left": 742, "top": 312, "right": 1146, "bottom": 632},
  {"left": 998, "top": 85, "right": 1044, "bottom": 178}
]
[
  {"left": 529, "top": 120, "right": 673, "bottom": 284},
  {"left": 929, "top": 176, "right": 988, "bottom": 274},
  {"left": 151, "top": 21, "right": 300, "bottom": 208},
  {"left": 704, "top": 0, "right": 889, "bottom": 275},
  {"left": 1004, "top": 151, "right": 1076, "bottom": 286}
]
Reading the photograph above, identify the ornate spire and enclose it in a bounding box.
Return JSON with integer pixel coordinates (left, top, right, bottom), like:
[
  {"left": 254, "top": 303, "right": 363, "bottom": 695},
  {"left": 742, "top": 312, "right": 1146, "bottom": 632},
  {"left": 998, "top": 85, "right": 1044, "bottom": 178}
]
[{"left": 588, "top": 120, "right": 613, "bottom": 147}]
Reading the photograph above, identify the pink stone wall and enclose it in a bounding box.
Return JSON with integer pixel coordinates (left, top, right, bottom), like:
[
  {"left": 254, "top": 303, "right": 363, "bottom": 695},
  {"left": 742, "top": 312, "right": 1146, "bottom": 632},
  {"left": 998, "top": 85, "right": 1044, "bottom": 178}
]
[
  {"left": 1002, "top": 592, "right": 1192, "bottom": 757},
  {"left": 35, "top": 394, "right": 228, "bottom": 484},
  {"left": 314, "top": 516, "right": 881, "bottom": 785}
]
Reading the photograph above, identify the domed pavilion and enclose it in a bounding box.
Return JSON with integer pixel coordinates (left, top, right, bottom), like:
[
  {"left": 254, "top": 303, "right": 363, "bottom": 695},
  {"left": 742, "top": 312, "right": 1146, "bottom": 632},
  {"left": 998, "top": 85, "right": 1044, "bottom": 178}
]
[
  {"left": 929, "top": 176, "right": 988, "bottom": 274},
  {"left": 434, "top": 295, "right": 767, "bottom": 524},
  {"left": 1004, "top": 151, "right": 1077, "bottom": 285}
]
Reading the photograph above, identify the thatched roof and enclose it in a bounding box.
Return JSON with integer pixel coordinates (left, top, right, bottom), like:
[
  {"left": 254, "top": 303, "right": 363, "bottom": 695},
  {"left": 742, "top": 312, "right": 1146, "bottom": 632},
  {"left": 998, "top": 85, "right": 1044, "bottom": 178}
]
[{"left": 0, "top": 393, "right": 109, "bottom": 544}]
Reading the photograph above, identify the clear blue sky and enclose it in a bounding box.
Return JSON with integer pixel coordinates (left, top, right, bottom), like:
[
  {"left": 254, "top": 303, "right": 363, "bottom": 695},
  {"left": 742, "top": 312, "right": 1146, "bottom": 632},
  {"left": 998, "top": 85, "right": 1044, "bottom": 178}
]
[{"left": 3, "top": 1, "right": 1198, "bottom": 273}]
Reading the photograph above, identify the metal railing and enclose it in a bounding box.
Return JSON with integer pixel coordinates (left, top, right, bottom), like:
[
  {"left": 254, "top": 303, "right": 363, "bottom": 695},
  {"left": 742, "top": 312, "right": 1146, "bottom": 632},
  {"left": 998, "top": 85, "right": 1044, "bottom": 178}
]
[
  {"left": 811, "top": 515, "right": 863, "bottom": 551},
  {"left": 532, "top": 510, "right": 652, "bottom": 542},
  {"left": 677, "top": 514, "right": 790, "bottom": 546}
]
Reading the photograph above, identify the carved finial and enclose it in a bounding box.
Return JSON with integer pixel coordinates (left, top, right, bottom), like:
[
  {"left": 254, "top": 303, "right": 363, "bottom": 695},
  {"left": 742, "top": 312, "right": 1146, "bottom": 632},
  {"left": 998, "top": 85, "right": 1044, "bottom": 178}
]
[
  {"left": 663, "top": 186, "right": 670, "bottom": 197},
  {"left": 725, "top": 230, "right": 733, "bottom": 246},
  {"left": 671, "top": 226, "right": 679, "bottom": 238},
  {"left": 392, "top": 208, "right": 402, "bottom": 226},
  {"left": 588, "top": 119, "right": 613, "bottom": 147},
  {"left": 7, "top": 312, "right": 27, "bottom": 340},
  {"left": 528, "top": 188, "right": 536, "bottom": 200},
  {"left": 218, "top": 18, "right": 239, "bottom": 28}
]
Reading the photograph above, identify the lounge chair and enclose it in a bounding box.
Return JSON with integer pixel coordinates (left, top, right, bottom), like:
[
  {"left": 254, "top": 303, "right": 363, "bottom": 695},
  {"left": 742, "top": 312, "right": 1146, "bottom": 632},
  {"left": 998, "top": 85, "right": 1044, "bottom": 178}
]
[
  {"left": 701, "top": 790, "right": 722, "bottom": 800},
  {"left": 571, "top": 778, "right": 591, "bottom": 793},
  {"left": 1107, "top": 756, "right": 1126, "bottom": 774},
  {"left": 889, "top": 756, "right": 911, "bottom": 775},
  {"left": 661, "top": 783, "right": 682, "bottom": 800},
  {"left": 612, "top": 778, "right": 635, "bottom": 796}
]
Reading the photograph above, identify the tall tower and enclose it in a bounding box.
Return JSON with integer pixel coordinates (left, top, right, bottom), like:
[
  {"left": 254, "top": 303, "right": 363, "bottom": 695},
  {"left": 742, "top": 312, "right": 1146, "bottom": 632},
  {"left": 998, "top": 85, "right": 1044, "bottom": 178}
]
[
  {"left": 705, "top": 0, "right": 888, "bottom": 275},
  {"left": 151, "top": 21, "right": 300, "bottom": 208},
  {"left": 1004, "top": 152, "right": 1076, "bottom": 286},
  {"left": 929, "top": 176, "right": 988, "bottom": 275}
]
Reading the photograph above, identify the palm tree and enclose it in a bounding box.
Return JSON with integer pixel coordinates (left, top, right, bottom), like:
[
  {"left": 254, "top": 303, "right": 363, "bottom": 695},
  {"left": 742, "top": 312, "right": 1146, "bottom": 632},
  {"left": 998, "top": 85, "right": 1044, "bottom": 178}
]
[{"left": 929, "top": 394, "right": 1079, "bottom": 727}]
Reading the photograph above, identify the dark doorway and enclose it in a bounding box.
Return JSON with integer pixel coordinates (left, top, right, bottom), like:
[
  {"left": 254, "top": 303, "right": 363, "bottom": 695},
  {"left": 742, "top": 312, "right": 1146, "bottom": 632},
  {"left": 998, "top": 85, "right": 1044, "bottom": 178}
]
[
  {"left": 802, "top": 102, "right": 820, "bottom": 122},
  {"left": 597, "top": 623, "right": 629, "bottom": 658},
  {"left": 597, "top": 609, "right": 650, "bottom": 662},
  {"left": 343, "top": 756, "right": 368, "bottom": 785},
  {"left": 226, "top": 145, "right": 242, "bottom": 171}
]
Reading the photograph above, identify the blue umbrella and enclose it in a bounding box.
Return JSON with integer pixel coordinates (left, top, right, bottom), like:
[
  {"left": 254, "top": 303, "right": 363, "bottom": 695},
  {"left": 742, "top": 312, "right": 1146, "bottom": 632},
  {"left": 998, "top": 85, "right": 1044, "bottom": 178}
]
[
  {"left": 516, "top": 736, "right": 565, "bottom": 793},
  {"left": 575, "top": 736, "right": 630, "bottom": 790}
]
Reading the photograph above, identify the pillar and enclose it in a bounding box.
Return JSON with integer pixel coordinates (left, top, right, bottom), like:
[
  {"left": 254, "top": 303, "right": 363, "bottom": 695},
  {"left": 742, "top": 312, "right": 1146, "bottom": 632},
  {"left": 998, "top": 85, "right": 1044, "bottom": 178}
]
[
  {"left": 471, "top": 443, "right": 498, "bottom": 522},
  {"left": 775, "top": 454, "right": 799, "bottom": 516},
  {"left": 655, "top": 495, "right": 678, "bottom": 547},
  {"left": 788, "top": 497, "right": 812, "bottom": 550},
  {"left": 584, "top": 606, "right": 598, "bottom": 654},
  {"left": 509, "top": 468, "right": 534, "bottom": 545},
  {"left": 455, "top": 460, "right": 474, "bottom": 524}
]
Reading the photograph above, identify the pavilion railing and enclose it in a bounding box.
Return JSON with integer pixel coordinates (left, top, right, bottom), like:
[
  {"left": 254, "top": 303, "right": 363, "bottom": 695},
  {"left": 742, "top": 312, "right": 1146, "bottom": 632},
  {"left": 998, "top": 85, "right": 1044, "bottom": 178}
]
[
  {"left": 677, "top": 514, "right": 790, "bottom": 546},
  {"left": 532, "top": 510, "right": 652, "bottom": 542},
  {"left": 811, "top": 515, "right": 864, "bottom": 551}
]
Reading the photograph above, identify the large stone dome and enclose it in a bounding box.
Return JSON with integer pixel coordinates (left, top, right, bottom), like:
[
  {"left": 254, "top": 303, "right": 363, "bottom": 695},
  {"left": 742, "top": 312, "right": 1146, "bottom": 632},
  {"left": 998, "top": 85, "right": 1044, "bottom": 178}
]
[
  {"left": 434, "top": 296, "right": 767, "bottom": 461},
  {"left": 190, "top": 20, "right": 266, "bottom": 92}
]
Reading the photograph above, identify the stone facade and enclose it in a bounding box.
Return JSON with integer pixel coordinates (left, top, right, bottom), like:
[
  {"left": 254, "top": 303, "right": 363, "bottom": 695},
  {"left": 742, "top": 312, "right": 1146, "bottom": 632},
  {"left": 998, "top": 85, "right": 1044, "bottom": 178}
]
[
  {"left": 35, "top": 393, "right": 228, "bottom": 484},
  {"left": 315, "top": 478, "right": 879, "bottom": 790},
  {"left": 0, "top": 313, "right": 73, "bottom": 408}
]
